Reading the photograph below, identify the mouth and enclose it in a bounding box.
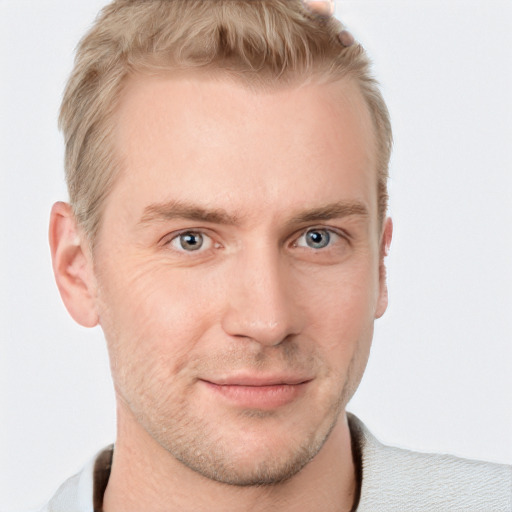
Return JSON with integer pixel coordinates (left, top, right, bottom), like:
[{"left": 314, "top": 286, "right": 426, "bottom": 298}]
[{"left": 200, "top": 375, "right": 313, "bottom": 410}]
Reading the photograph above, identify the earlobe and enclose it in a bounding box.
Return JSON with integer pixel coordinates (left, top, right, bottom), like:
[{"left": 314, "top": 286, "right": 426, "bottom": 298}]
[
  {"left": 375, "top": 217, "right": 393, "bottom": 319},
  {"left": 49, "top": 202, "right": 99, "bottom": 328}
]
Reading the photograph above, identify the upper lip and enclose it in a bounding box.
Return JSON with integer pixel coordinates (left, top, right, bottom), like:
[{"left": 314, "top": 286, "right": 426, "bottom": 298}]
[{"left": 202, "top": 374, "right": 313, "bottom": 386}]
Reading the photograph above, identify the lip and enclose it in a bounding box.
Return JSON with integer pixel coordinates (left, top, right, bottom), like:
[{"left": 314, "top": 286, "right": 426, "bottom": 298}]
[
  {"left": 206, "top": 374, "right": 312, "bottom": 386},
  {"left": 200, "top": 375, "right": 312, "bottom": 409}
]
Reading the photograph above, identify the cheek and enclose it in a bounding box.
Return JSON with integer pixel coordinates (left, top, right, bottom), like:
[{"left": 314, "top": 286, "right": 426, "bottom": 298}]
[
  {"left": 294, "top": 259, "right": 378, "bottom": 401},
  {"left": 97, "top": 258, "right": 224, "bottom": 382},
  {"left": 298, "top": 258, "right": 379, "bottom": 344}
]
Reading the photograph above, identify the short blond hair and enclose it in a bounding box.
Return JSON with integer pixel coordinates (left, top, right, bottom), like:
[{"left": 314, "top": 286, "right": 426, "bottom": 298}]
[{"left": 60, "top": 0, "right": 392, "bottom": 242}]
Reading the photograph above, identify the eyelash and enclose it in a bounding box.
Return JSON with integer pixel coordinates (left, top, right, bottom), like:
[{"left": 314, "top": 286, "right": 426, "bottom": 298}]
[
  {"left": 163, "top": 226, "right": 348, "bottom": 255},
  {"left": 165, "top": 230, "right": 217, "bottom": 253},
  {"left": 293, "top": 228, "right": 343, "bottom": 250}
]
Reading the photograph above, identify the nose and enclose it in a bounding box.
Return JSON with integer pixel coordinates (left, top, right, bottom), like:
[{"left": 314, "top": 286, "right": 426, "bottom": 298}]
[{"left": 221, "top": 245, "right": 303, "bottom": 347}]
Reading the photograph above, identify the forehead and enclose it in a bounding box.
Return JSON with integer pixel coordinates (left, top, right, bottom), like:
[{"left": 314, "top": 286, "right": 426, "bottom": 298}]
[{"left": 109, "top": 72, "right": 378, "bottom": 226}]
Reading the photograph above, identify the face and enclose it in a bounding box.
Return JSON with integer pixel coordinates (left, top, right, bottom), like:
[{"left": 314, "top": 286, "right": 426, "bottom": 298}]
[{"left": 91, "top": 73, "right": 389, "bottom": 485}]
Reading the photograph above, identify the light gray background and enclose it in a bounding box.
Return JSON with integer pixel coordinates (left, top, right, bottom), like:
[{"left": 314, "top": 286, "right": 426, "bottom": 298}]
[{"left": 1, "top": 1, "right": 511, "bottom": 510}]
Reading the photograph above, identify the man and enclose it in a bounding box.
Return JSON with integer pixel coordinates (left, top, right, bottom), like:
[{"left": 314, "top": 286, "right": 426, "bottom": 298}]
[{"left": 43, "top": 0, "right": 511, "bottom": 510}]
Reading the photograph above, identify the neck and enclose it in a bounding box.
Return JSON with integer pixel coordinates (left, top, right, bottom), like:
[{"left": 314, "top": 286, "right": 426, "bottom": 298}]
[{"left": 103, "top": 405, "right": 357, "bottom": 512}]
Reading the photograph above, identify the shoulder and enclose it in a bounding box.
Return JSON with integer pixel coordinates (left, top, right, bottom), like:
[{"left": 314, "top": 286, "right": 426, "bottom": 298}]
[
  {"left": 36, "top": 445, "right": 113, "bottom": 512},
  {"left": 37, "top": 473, "right": 83, "bottom": 512},
  {"left": 348, "top": 414, "right": 512, "bottom": 512}
]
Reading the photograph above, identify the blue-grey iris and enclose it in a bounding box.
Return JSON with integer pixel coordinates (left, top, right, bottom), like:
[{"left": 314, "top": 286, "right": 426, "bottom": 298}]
[{"left": 306, "top": 229, "right": 330, "bottom": 249}]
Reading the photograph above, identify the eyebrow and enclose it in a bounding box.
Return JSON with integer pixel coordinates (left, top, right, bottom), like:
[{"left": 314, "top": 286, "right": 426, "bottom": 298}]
[
  {"left": 139, "top": 199, "right": 240, "bottom": 226},
  {"left": 138, "top": 199, "right": 368, "bottom": 227},
  {"left": 287, "top": 202, "right": 369, "bottom": 225}
]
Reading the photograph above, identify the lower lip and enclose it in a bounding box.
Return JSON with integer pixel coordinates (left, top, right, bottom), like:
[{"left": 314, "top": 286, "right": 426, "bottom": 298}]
[{"left": 202, "top": 381, "right": 309, "bottom": 409}]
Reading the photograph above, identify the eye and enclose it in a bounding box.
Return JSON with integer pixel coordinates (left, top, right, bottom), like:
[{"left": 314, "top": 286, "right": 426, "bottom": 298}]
[
  {"left": 169, "top": 231, "right": 213, "bottom": 252},
  {"left": 296, "top": 228, "right": 334, "bottom": 249}
]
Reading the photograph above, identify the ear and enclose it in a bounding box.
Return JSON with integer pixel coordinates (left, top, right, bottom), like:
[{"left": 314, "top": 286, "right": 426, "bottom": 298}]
[
  {"left": 375, "top": 217, "right": 393, "bottom": 319},
  {"left": 49, "top": 202, "right": 99, "bottom": 327}
]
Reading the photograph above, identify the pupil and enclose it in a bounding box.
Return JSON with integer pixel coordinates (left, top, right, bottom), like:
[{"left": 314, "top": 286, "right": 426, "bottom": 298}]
[
  {"left": 180, "top": 232, "right": 203, "bottom": 251},
  {"left": 307, "top": 229, "right": 329, "bottom": 249}
]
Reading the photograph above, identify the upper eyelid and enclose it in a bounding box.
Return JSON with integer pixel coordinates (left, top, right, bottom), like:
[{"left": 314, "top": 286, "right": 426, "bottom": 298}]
[
  {"left": 291, "top": 225, "right": 349, "bottom": 243},
  {"left": 160, "top": 228, "right": 214, "bottom": 245}
]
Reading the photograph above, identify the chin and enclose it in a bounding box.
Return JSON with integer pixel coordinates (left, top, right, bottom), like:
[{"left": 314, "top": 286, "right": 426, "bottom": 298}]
[
  {"left": 176, "top": 439, "right": 320, "bottom": 487},
  {"left": 161, "top": 413, "right": 338, "bottom": 487}
]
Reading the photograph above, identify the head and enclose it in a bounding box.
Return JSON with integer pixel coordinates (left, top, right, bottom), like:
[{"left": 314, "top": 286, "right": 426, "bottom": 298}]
[{"left": 51, "top": 0, "right": 392, "bottom": 487}]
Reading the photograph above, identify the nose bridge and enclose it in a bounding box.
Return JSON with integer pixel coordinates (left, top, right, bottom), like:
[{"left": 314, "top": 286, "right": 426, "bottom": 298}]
[{"left": 221, "top": 241, "right": 301, "bottom": 346}]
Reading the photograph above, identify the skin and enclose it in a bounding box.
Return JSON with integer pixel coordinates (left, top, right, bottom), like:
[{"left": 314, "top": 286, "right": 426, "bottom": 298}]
[
  {"left": 50, "top": 73, "right": 392, "bottom": 512},
  {"left": 304, "top": 0, "right": 335, "bottom": 17}
]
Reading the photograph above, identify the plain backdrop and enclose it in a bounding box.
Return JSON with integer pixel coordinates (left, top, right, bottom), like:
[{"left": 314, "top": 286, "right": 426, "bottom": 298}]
[{"left": 1, "top": 1, "right": 511, "bottom": 510}]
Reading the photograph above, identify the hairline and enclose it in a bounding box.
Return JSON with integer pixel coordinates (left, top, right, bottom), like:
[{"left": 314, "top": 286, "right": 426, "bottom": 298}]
[{"left": 81, "top": 66, "right": 385, "bottom": 253}]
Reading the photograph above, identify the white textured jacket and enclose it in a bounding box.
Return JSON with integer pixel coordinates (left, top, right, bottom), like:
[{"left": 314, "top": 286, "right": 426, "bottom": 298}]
[{"left": 40, "top": 414, "right": 512, "bottom": 512}]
